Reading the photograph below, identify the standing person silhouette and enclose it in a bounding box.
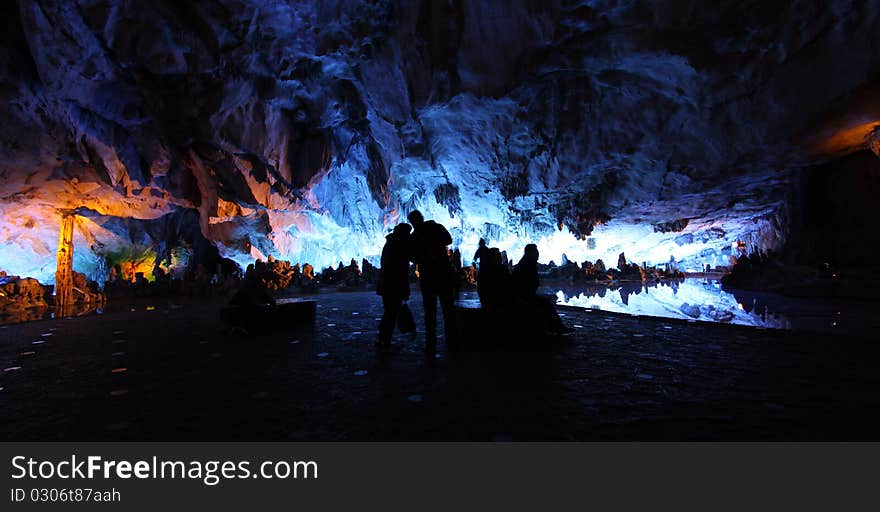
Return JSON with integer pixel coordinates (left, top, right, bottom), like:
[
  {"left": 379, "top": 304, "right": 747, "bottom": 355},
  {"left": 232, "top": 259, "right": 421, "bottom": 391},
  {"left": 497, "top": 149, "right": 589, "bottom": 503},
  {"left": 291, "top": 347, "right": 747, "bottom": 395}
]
[
  {"left": 408, "top": 210, "right": 459, "bottom": 353},
  {"left": 376, "top": 223, "right": 413, "bottom": 350},
  {"left": 473, "top": 238, "right": 489, "bottom": 269}
]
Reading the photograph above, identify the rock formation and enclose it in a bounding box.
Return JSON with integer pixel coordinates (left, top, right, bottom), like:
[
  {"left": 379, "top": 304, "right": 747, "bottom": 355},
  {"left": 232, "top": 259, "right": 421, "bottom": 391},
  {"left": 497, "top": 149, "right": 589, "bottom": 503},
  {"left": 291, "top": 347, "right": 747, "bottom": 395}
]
[
  {"left": 868, "top": 126, "right": 880, "bottom": 158},
  {"left": 54, "top": 211, "right": 75, "bottom": 308},
  {"left": 1, "top": 0, "right": 879, "bottom": 284},
  {"left": 0, "top": 275, "right": 50, "bottom": 316}
]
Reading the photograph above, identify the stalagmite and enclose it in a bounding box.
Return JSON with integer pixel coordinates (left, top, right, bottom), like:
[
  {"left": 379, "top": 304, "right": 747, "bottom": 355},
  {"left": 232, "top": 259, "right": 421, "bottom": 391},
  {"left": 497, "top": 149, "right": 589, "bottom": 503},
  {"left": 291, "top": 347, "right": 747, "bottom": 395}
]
[{"left": 54, "top": 211, "right": 75, "bottom": 309}]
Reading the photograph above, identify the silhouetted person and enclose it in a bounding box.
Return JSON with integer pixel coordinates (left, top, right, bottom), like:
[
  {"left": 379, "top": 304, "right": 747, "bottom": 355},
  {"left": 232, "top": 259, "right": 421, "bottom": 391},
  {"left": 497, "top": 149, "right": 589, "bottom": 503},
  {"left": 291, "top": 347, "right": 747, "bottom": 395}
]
[
  {"left": 473, "top": 238, "right": 489, "bottom": 268},
  {"left": 113, "top": 264, "right": 125, "bottom": 284},
  {"left": 377, "top": 223, "right": 412, "bottom": 349},
  {"left": 511, "top": 244, "right": 571, "bottom": 334},
  {"left": 408, "top": 209, "right": 458, "bottom": 352},
  {"left": 477, "top": 247, "right": 512, "bottom": 310},
  {"left": 511, "top": 245, "right": 539, "bottom": 297},
  {"left": 134, "top": 272, "right": 148, "bottom": 291},
  {"left": 451, "top": 248, "right": 462, "bottom": 273},
  {"left": 229, "top": 269, "right": 275, "bottom": 307},
  {"left": 450, "top": 248, "right": 463, "bottom": 297}
]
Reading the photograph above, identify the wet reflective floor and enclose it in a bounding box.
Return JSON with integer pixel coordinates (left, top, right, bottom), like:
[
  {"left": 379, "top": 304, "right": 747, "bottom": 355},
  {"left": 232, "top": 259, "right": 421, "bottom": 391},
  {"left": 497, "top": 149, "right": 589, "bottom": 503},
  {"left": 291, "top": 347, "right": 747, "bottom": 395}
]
[{"left": 1, "top": 290, "right": 878, "bottom": 440}]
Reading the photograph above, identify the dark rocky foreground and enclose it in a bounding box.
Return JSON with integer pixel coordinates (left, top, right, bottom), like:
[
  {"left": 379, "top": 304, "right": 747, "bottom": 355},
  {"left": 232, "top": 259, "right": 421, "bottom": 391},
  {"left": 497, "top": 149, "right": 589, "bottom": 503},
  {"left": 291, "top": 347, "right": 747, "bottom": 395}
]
[{"left": 1, "top": 290, "right": 878, "bottom": 441}]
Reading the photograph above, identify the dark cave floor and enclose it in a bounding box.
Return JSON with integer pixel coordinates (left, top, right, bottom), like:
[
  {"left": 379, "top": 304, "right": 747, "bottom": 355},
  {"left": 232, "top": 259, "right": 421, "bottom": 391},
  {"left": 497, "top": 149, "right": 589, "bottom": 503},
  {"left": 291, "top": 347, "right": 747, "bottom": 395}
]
[{"left": 1, "top": 289, "right": 878, "bottom": 441}]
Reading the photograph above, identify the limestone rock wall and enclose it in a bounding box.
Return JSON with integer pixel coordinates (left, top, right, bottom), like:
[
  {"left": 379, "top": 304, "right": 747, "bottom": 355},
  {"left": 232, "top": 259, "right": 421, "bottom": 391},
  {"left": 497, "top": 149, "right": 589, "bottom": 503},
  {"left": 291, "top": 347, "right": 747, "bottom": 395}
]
[{"left": 1, "top": 0, "right": 879, "bottom": 281}]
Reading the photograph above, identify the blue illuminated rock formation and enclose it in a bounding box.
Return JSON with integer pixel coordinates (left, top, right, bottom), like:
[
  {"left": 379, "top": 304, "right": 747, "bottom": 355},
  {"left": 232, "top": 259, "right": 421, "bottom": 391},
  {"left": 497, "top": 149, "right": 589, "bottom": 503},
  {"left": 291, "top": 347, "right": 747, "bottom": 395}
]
[{"left": 1, "top": 0, "right": 879, "bottom": 282}]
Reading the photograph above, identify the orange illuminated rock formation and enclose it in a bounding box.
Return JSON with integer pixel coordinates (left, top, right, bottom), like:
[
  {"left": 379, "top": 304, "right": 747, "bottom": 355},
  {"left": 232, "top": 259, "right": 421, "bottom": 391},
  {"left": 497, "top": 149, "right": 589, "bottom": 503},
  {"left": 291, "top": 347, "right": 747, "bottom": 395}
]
[{"left": 54, "top": 211, "right": 75, "bottom": 309}]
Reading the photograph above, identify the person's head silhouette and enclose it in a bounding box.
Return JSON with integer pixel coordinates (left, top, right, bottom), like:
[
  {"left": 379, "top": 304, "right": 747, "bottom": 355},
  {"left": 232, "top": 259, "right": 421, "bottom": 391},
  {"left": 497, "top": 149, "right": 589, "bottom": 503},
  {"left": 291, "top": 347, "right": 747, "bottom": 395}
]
[
  {"left": 523, "top": 244, "right": 539, "bottom": 264},
  {"left": 407, "top": 210, "right": 424, "bottom": 227},
  {"left": 392, "top": 222, "right": 412, "bottom": 237}
]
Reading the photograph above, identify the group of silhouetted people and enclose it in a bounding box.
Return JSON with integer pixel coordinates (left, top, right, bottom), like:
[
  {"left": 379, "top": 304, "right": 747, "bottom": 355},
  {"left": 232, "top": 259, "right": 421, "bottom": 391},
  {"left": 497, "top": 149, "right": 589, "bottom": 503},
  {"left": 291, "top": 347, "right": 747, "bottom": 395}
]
[
  {"left": 476, "top": 240, "right": 570, "bottom": 334},
  {"left": 376, "top": 212, "right": 571, "bottom": 353},
  {"left": 377, "top": 210, "right": 459, "bottom": 354}
]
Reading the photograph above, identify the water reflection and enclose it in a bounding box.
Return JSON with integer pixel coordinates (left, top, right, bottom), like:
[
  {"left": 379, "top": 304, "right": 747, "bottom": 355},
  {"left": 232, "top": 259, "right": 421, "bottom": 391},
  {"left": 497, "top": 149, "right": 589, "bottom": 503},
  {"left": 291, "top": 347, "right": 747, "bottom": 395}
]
[
  {"left": 0, "top": 302, "right": 105, "bottom": 325},
  {"left": 554, "top": 279, "right": 790, "bottom": 329}
]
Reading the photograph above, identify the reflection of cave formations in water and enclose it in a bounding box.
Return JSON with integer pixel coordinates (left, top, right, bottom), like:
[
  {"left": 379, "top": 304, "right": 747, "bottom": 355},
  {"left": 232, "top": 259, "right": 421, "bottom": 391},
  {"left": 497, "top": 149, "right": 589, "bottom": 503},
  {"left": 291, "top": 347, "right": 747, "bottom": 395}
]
[
  {"left": 555, "top": 279, "right": 790, "bottom": 329},
  {"left": 0, "top": 302, "right": 104, "bottom": 326}
]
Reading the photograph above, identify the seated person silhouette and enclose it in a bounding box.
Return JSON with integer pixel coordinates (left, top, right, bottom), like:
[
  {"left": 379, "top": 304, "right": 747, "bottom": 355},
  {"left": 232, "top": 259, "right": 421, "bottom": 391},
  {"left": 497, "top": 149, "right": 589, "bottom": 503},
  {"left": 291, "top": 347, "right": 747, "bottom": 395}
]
[
  {"left": 229, "top": 268, "right": 276, "bottom": 307},
  {"left": 477, "top": 247, "right": 512, "bottom": 310},
  {"left": 511, "top": 244, "right": 572, "bottom": 334}
]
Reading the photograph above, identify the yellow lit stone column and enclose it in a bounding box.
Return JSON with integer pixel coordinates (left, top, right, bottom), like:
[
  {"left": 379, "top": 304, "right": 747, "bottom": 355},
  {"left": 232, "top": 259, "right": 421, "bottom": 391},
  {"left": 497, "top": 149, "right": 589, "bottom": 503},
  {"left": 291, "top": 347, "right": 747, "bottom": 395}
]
[{"left": 54, "top": 211, "right": 75, "bottom": 309}]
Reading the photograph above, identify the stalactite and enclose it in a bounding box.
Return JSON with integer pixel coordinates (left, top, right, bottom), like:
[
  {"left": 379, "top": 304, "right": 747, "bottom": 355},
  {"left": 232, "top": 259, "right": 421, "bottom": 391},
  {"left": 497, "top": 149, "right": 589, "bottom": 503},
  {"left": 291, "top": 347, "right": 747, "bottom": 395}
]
[{"left": 54, "top": 211, "right": 75, "bottom": 309}]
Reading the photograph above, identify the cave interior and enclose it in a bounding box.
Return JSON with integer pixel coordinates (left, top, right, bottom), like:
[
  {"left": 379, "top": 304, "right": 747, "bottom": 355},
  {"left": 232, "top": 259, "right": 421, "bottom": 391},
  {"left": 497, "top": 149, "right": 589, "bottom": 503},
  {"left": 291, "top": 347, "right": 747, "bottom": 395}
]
[{"left": 1, "top": 0, "right": 880, "bottom": 440}]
